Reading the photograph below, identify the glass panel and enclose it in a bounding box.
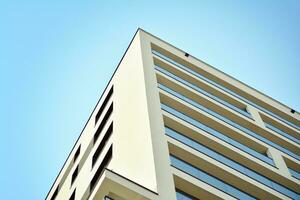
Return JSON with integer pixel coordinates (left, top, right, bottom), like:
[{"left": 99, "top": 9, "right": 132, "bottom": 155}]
[
  {"left": 170, "top": 155, "right": 256, "bottom": 200},
  {"left": 289, "top": 168, "right": 300, "bottom": 180},
  {"left": 161, "top": 101, "right": 275, "bottom": 166},
  {"left": 265, "top": 123, "right": 300, "bottom": 145},
  {"left": 176, "top": 190, "right": 196, "bottom": 200},
  {"left": 152, "top": 50, "right": 300, "bottom": 131},
  {"left": 159, "top": 83, "right": 300, "bottom": 161},
  {"left": 155, "top": 66, "right": 252, "bottom": 119},
  {"left": 166, "top": 127, "right": 300, "bottom": 199}
]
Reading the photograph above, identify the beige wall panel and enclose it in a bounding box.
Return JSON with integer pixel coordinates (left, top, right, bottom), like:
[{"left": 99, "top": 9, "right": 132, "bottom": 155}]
[
  {"left": 138, "top": 32, "right": 177, "bottom": 199},
  {"left": 111, "top": 32, "right": 158, "bottom": 193}
]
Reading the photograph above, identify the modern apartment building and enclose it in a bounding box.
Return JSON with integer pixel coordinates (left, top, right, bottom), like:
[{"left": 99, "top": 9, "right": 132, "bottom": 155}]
[{"left": 46, "top": 29, "right": 300, "bottom": 200}]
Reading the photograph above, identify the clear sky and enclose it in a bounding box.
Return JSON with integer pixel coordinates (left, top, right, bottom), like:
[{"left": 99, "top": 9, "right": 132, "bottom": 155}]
[{"left": 0, "top": 1, "right": 299, "bottom": 199}]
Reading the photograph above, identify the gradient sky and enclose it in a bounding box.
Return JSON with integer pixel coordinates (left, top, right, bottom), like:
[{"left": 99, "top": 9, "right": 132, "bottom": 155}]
[{"left": 0, "top": 1, "right": 299, "bottom": 199}]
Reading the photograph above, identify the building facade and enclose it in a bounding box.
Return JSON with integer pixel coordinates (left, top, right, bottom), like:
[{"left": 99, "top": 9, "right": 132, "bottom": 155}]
[{"left": 46, "top": 29, "right": 300, "bottom": 200}]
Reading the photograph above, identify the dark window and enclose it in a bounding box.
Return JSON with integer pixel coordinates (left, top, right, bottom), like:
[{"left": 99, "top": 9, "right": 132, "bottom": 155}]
[
  {"left": 74, "top": 145, "right": 81, "bottom": 163},
  {"left": 95, "top": 86, "right": 113, "bottom": 125},
  {"left": 90, "top": 145, "right": 113, "bottom": 193},
  {"left": 71, "top": 166, "right": 79, "bottom": 185},
  {"left": 50, "top": 185, "right": 59, "bottom": 200},
  {"left": 94, "top": 103, "right": 113, "bottom": 144},
  {"left": 69, "top": 189, "right": 76, "bottom": 200},
  {"left": 93, "top": 122, "right": 113, "bottom": 167}
]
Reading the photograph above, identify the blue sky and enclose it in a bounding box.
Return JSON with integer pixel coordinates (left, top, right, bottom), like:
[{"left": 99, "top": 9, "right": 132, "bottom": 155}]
[{"left": 0, "top": 1, "right": 299, "bottom": 199}]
